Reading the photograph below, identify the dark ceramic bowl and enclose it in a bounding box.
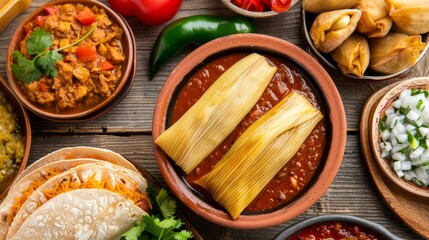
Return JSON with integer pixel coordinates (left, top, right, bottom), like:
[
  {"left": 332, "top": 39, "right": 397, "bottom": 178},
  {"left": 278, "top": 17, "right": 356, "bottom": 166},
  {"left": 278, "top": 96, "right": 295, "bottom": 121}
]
[
  {"left": 0, "top": 77, "right": 31, "bottom": 200},
  {"left": 6, "top": 0, "right": 135, "bottom": 120},
  {"left": 302, "top": 10, "right": 429, "bottom": 81},
  {"left": 273, "top": 215, "right": 400, "bottom": 240},
  {"left": 220, "top": 0, "right": 299, "bottom": 18},
  {"left": 153, "top": 33, "right": 347, "bottom": 229}
]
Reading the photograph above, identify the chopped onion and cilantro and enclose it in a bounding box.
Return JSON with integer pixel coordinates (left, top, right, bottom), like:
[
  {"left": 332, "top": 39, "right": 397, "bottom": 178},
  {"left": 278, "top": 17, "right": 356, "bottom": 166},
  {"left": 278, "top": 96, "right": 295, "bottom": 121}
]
[{"left": 379, "top": 88, "right": 429, "bottom": 187}]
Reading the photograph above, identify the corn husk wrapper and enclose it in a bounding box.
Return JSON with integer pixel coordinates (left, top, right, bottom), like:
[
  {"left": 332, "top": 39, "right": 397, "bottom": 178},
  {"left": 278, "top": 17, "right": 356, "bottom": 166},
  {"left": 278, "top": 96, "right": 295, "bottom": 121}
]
[
  {"left": 369, "top": 33, "right": 427, "bottom": 74},
  {"left": 386, "top": 0, "right": 429, "bottom": 35},
  {"left": 196, "top": 92, "right": 323, "bottom": 219},
  {"left": 302, "top": 0, "right": 360, "bottom": 13},
  {"left": 310, "top": 9, "right": 362, "bottom": 53},
  {"left": 331, "top": 34, "right": 370, "bottom": 78},
  {"left": 155, "top": 53, "right": 277, "bottom": 174},
  {"left": 355, "top": 0, "right": 392, "bottom": 38}
]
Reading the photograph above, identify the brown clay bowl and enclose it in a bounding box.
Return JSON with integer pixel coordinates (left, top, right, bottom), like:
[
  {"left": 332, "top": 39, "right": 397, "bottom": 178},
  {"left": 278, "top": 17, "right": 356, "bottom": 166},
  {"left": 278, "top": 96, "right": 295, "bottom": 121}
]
[
  {"left": 370, "top": 77, "right": 429, "bottom": 198},
  {"left": 6, "top": 0, "right": 135, "bottom": 120},
  {"left": 302, "top": 10, "right": 429, "bottom": 81},
  {"left": 220, "top": 0, "right": 299, "bottom": 18},
  {"left": 0, "top": 77, "right": 31, "bottom": 200},
  {"left": 152, "top": 33, "right": 347, "bottom": 229}
]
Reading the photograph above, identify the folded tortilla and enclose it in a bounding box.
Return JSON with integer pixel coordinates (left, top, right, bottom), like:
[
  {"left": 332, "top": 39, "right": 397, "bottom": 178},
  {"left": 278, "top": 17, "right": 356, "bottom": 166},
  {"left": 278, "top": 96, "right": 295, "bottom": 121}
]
[
  {"left": 11, "top": 189, "right": 145, "bottom": 240},
  {"left": 11, "top": 147, "right": 139, "bottom": 187},
  {"left": 3, "top": 162, "right": 148, "bottom": 240}
]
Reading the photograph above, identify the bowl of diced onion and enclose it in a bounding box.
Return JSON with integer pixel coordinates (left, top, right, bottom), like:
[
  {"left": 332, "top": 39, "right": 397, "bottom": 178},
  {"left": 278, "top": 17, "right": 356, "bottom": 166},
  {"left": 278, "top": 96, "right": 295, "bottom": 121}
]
[{"left": 371, "top": 77, "right": 429, "bottom": 198}]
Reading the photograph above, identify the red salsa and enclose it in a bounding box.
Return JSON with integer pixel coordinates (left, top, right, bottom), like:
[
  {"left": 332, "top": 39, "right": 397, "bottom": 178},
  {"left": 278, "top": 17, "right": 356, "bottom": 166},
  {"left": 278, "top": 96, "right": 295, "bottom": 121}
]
[
  {"left": 291, "top": 222, "right": 382, "bottom": 240},
  {"left": 170, "top": 53, "right": 326, "bottom": 212}
]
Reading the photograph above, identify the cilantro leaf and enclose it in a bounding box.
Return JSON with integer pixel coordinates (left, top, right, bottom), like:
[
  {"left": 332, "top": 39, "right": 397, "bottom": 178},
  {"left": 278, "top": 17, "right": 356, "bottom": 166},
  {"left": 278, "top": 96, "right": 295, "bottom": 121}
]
[
  {"left": 122, "top": 222, "right": 146, "bottom": 240},
  {"left": 121, "top": 187, "right": 193, "bottom": 240},
  {"left": 36, "top": 50, "right": 62, "bottom": 77},
  {"left": 11, "top": 51, "right": 41, "bottom": 83},
  {"left": 26, "top": 28, "right": 53, "bottom": 55},
  {"left": 157, "top": 188, "right": 176, "bottom": 219}
]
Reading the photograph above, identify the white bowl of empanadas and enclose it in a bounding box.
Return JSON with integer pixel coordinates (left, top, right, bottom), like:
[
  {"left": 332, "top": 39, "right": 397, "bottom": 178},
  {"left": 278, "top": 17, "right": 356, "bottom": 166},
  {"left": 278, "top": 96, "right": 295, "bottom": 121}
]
[{"left": 302, "top": 0, "right": 429, "bottom": 80}]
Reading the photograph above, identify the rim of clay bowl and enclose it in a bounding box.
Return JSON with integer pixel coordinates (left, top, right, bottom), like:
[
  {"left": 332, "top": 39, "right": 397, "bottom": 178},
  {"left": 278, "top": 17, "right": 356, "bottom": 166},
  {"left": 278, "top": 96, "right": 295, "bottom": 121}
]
[
  {"left": 370, "top": 77, "right": 429, "bottom": 198},
  {"left": 302, "top": 10, "right": 429, "bottom": 81},
  {"left": 272, "top": 214, "right": 400, "bottom": 240},
  {"left": 220, "top": 0, "right": 299, "bottom": 18},
  {"left": 6, "top": 0, "right": 134, "bottom": 120},
  {"left": 153, "top": 33, "right": 347, "bottom": 229},
  {"left": 0, "top": 77, "right": 31, "bottom": 200}
]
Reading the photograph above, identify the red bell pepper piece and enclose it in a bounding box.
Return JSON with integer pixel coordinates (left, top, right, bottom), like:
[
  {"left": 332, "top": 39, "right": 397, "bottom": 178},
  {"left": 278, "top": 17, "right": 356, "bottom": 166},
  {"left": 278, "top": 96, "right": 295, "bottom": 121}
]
[
  {"left": 35, "top": 16, "right": 45, "bottom": 26},
  {"left": 39, "top": 82, "right": 47, "bottom": 92},
  {"left": 76, "top": 7, "right": 97, "bottom": 26},
  {"left": 270, "top": 0, "right": 291, "bottom": 12},
  {"left": 99, "top": 61, "right": 115, "bottom": 71},
  {"left": 76, "top": 45, "right": 97, "bottom": 62},
  {"left": 44, "top": 6, "right": 59, "bottom": 15}
]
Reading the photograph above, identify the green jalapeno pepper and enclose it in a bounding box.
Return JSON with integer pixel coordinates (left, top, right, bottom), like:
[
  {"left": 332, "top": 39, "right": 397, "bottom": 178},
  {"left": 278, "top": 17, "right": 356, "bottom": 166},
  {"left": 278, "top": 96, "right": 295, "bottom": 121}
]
[{"left": 149, "top": 15, "right": 256, "bottom": 79}]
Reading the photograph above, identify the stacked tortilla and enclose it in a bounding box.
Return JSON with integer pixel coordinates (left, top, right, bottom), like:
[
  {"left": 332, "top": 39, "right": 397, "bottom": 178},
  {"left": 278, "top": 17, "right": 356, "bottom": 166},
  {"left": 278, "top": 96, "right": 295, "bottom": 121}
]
[{"left": 0, "top": 147, "right": 149, "bottom": 240}]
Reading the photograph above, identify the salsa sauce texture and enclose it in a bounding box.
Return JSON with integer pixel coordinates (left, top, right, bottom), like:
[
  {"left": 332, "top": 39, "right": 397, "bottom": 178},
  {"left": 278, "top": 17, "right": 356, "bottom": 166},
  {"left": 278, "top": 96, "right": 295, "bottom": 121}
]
[
  {"left": 170, "top": 53, "right": 326, "bottom": 212},
  {"left": 290, "top": 221, "right": 382, "bottom": 240}
]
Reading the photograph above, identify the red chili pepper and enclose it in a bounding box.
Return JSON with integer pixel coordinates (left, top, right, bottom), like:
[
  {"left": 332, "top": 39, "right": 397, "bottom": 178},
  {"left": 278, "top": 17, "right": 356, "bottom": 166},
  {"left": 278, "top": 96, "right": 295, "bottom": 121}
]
[
  {"left": 76, "top": 7, "right": 97, "bottom": 26},
  {"left": 99, "top": 61, "right": 115, "bottom": 71},
  {"left": 108, "top": 0, "right": 182, "bottom": 26},
  {"left": 76, "top": 45, "right": 97, "bottom": 62},
  {"left": 35, "top": 16, "right": 44, "bottom": 26},
  {"left": 44, "top": 6, "right": 59, "bottom": 15}
]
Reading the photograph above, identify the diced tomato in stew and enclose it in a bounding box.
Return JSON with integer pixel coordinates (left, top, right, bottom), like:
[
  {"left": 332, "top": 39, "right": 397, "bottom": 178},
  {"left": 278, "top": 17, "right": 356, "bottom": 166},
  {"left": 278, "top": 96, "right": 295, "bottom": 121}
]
[
  {"left": 99, "top": 61, "right": 116, "bottom": 71},
  {"left": 44, "top": 6, "right": 59, "bottom": 15},
  {"left": 76, "top": 45, "right": 97, "bottom": 62},
  {"left": 76, "top": 7, "right": 97, "bottom": 25}
]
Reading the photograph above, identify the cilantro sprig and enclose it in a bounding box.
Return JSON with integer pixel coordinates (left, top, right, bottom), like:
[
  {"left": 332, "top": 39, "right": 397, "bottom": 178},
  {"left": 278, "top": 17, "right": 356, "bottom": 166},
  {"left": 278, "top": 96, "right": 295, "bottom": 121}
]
[
  {"left": 122, "top": 186, "right": 193, "bottom": 240},
  {"left": 11, "top": 23, "right": 97, "bottom": 84}
]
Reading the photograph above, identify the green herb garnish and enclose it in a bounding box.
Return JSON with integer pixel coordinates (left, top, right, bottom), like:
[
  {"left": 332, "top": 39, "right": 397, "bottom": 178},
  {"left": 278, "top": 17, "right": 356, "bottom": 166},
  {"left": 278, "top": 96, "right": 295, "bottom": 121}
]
[
  {"left": 122, "top": 186, "right": 193, "bottom": 240},
  {"left": 11, "top": 24, "right": 97, "bottom": 84}
]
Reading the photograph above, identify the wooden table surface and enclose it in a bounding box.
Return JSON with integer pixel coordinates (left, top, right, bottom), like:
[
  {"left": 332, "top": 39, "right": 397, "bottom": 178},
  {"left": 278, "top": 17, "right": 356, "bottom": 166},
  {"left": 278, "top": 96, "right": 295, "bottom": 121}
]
[{"left": 0, "top": 0, "right": 427, "bottom": 239}]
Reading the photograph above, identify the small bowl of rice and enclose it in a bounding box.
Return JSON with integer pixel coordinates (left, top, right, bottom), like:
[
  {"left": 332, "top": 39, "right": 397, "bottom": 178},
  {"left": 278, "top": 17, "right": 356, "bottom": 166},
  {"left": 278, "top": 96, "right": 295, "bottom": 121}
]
[{"left": 371, "top": 77, "right": 429, "bottom": 198}]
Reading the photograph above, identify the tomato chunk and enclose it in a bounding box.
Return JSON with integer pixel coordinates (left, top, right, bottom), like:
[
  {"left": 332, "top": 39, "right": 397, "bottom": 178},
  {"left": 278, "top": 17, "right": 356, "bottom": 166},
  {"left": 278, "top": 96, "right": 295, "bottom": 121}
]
[
  {"left": 76, "top": 45, "right": 97, "bottom": 62},
  {"left": 76, "top": 7, "right": 97, "bottom": 25},
  {"left": 99, "top": 61, "right": 116, "bottom": 71},
  {"left": 35, "top": 16, "right": 45, "bottom": 26},
  {"left": 45, "top": 6, "right": 59, "bottom": 15}
]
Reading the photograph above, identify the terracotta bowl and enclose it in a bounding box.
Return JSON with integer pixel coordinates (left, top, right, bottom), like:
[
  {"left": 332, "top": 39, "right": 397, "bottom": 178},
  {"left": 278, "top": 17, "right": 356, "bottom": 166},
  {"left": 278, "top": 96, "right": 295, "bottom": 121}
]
[
  {"left": 302, "top": 10, "right": 429, "bottom": 81},
  {"left": 0, "top": 77, "right": 31, "bottom": 200},
  {"left": 370, "top": 77, "right": 429, "bottom": 198},
  {"left": 272, "top": 215, "right": 399, "bottom": 240},
  {"left": 153, "top": 34, "right": 347, "bottom": 229},
  {"left": 6, "top": 0, "right": 135, "bottom": 120},
  {"left": 220, "top": 0, "right": 299, "bottom": 18}
]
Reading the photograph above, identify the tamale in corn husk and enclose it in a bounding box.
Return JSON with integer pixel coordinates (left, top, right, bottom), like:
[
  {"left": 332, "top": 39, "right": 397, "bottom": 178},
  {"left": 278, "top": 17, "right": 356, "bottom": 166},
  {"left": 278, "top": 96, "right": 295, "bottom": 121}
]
[
  {"left": 331, "top": 33, "right": 370, "bottom": 78},
  {"left": 369, "top": 33, "right": 427, "bottom": 74},
  {"left": 155, "top": 53, "right": 277, "bottom": 174},
  {"left": 310, "top": 9, "right": 362, "bottom": 53},
  {"left": 386, "top": 0, "right": 429, "bottom": 35},
  {"left": 355, "top": 0, "right": 392, "bottom": 38},
  {"left": 196, "top": 92, "right": 323, "bottom": 219},
  {"left": 302, "top": 0, "right": 360, "bottom": 13}
]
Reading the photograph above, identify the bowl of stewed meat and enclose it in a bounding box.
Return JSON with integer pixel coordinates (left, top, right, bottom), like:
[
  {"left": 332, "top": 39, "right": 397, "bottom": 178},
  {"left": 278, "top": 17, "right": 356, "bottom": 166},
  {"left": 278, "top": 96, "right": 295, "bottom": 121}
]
[
  {"left": 152, "top": 34, "right": 347, "bottom": 228},
  {"left": 6, "top": 0, "right": 134, "bottom": 120}
]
